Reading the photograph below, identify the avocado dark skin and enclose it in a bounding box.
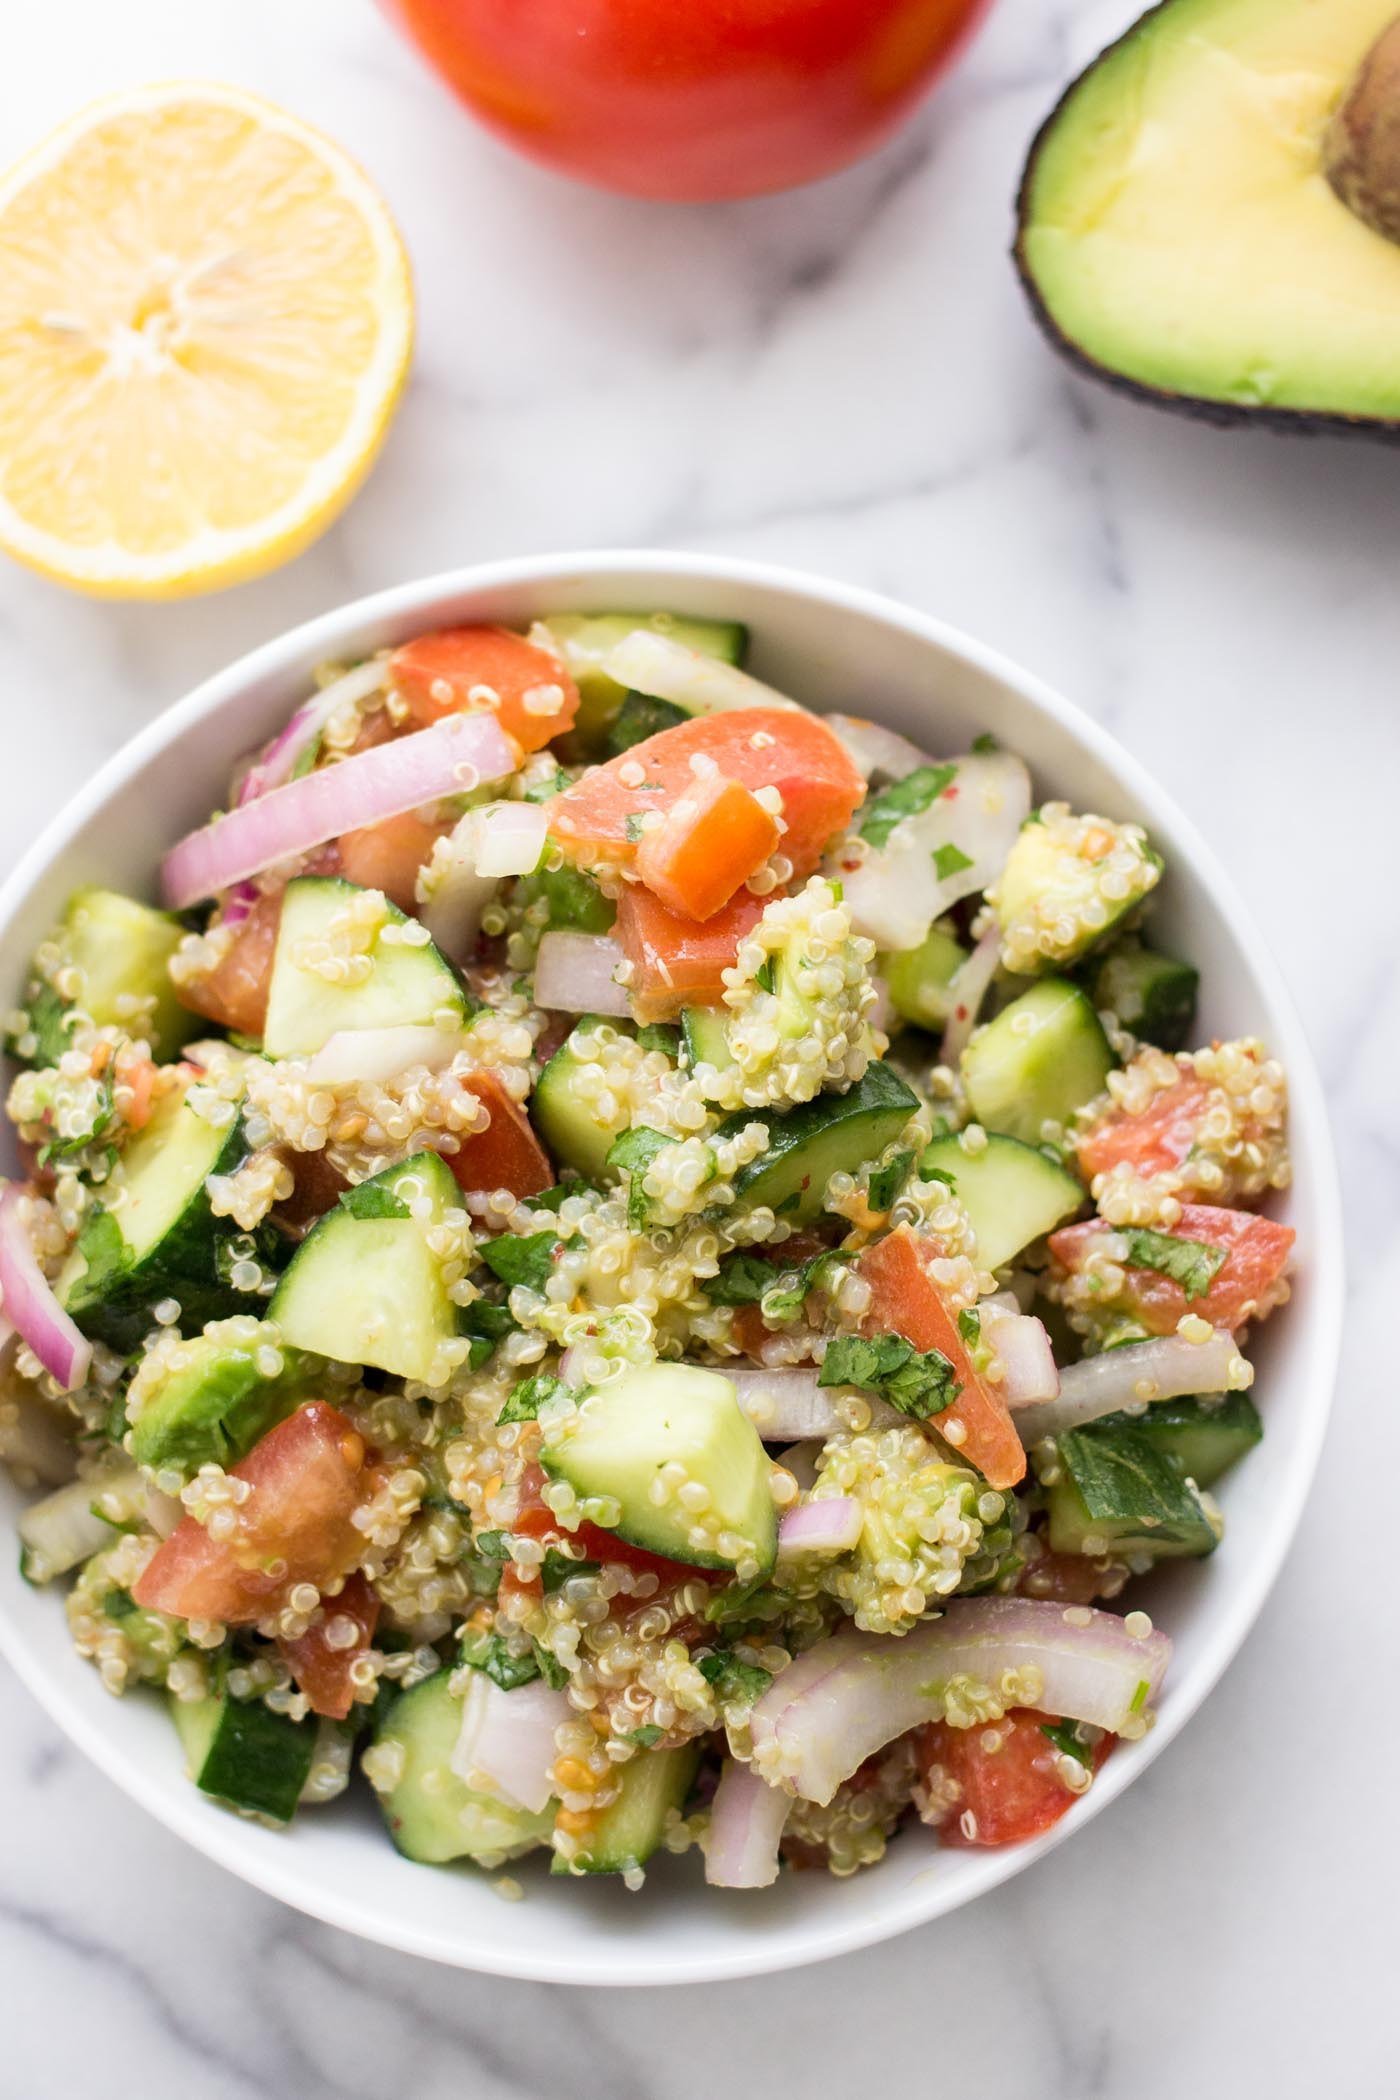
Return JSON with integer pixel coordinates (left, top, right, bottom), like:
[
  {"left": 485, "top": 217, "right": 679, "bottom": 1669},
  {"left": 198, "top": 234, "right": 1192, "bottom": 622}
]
[{"left": 1013, "top": 1, "right": 1400, "bottom": 441}]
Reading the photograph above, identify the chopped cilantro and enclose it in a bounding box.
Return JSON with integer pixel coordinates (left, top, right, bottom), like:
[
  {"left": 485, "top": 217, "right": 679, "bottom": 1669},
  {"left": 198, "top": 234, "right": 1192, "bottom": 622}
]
[
  {"left": 636, "top": 1023, "right": 681, "bottom": 1057},
  {"left": 626, "top": 1723, "right": 665, "bottom": 1748},
  {"left": 339, "top": 1180, "right": 411, "bottom": 1221},
  {"left": 460, "top": 1628, "right": 541, "bottom": 1691},
  {"left": 474, "top": 1530, "right": 511, "bottom": 1560},
  {"left": 521, "top": 768, "right": 569, "bottom": 805},
  {"left": 932, "top": 842, "right": 974, "bottom": 883},
  {"left": 705, "top": 1251, "right": 778, "bottom": 1306},
  {"left": 608, "top": 1125, "right": 713, "bottom": 1228},
  {"left": 624, "top": 813, "right": 647, "bottom": 843},
  {"left": 860, "top": 763, "right": 958, "bottom": 851},
  {"left": 697, "top": 1651, "right": 773, "bottom": 1705},
  {"left": 496, "top": 1372, "right": 567, "bottom": 1426},
  {"left": 972, "top": 733, "right": 999, "bottom": 754},
  {"left": 867, "top": 1148, "right": 915, "bottom": 1213},
  {"left": 480, "top": 1229, "right": 571, "bottom": 1292},
  {"left": 542, "top": 1548, "right": 597, "bottom": 1592},
  {"left": 1039, "top": 1717, "right": 1091, "bottom": 1765},
  {"left": 101, "top": 1587, "right": 135, "bottom": 1623},
  {"left": 459, "top": 1299, "right": 518, "bottom": 1370},
  {"left": 957, "top": 1307, "right": 981, "bottom": 1347},
  {"left": 39, "top": 1073, "right": 114, "bottom": 1164},
  {"left": 1121, "top": 1227, "right": 1227, "bottom": 1302},
  {"left": 754, "top": 955, "right": 778, "bottom": 995},
  {"left": 819, "top": 1332, "right": 960, "bottom": 1420},
  {"left": 760, "top": 1248, "right": 854, "bottom": 1324},
  {"left": 532, "top": 1641, "right": 570, "bottom": 1690}
]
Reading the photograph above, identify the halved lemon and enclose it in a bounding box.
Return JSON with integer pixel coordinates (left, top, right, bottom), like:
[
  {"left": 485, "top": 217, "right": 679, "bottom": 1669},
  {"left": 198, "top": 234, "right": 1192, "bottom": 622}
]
[{"left": 0, "top": 81, "right": 414, "bottom": 597}]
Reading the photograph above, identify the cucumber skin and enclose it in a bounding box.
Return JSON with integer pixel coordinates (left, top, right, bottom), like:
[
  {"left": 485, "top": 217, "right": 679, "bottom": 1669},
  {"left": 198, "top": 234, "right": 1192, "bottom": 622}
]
[
  {"left": 534, "top": 1032, "right": 627, "bottom": 1179},
  {"left": 1090, "top": 942, "right": 1199, "bottom": 1052},
  {"left": 374, "top": 1670, "right": 555, "bottom": 1866},
  {"left": 173, "top": 1687, "right": 315, "bottom": 1823},
  {"left": 960, "top": 979, "right": 1114, "bottom": 1146},
  {"left": 921, "top": 1130, "right": 1084, "bottom": 1271},
  {"left": 1089, "top": 1393, "right": 1262, "bottom": 1489},
  {"left": 719, "top": 1060, "right": 919, "bottom": 1224},
  {"left": 554, "top": 1741, "right": 701, "bottom": 1875},
  {"left": 1049, "top": 1420, "right": 1217, "bottom": 1559}
]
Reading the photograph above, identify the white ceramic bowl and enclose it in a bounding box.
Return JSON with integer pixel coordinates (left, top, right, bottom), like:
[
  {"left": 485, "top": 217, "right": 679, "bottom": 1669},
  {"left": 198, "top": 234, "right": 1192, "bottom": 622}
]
[{"left": 0, "top": 552, "right": 1342, "bottom": 1985}]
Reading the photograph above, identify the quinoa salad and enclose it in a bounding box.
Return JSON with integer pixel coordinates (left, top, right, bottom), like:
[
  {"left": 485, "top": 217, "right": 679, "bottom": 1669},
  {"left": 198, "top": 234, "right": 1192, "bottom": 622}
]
[{"left": 0, "top": 612, "right": 1295, "bottom": 1890}]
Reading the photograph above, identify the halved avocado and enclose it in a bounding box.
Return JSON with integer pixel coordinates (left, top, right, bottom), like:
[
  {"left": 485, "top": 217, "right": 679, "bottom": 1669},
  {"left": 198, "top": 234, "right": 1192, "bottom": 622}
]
[{"left": 1015, "top": 0, "right": 1400, "bottom": 436}]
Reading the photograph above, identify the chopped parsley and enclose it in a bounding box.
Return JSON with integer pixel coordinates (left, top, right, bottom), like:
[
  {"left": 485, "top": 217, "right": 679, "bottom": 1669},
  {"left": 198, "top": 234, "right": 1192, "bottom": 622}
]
[
  {"left": 697, "top": 1651, "right": 773, "bottom": 1705},
  {"left": 754, "top": 955, "right": 778, "bottom": 995},
  {"left": 521, "top": 767, "right": 569, "bottom": 805},
  {"left": 624, "top": 813, "right": 647, "bottom": 843},
  {"left": 860, "top": 763, "right": 958, "bottom": 851},
  {"left": 607, "top": 1125, "right": 713, "bottom": 1228},
  {"left": 957, "top": 1307, "right": 981, "bottom": 1347},
  {"left": 459, "top": 1629, "right": 542, "bottom": 1692},
  {"left": 459, "top": 1299, "right": 518, "bottom": 1370},
  {"left": 867, "top": 1148, "right": 915, "bottom": 1213},
  {"left": 636, "top": 1023, "right": 681, "bottom": 1057},
  {"left": 705, "top": 1251, "right": 778, "bottom": 1306},
  {"left": 819, "top": 1332, "right": 960, "bottom": 1421},
  {"left": 932, "top": 842, "right": 974, "bottom": 883},
  {"left": 626, "top": 1723, "right": 665, "bottom": 1748},
  {"left": 542, "top": 1548, "right": 597, "bottom": 1593},
  {"left": 972, "top": 733, "right": 999, "bottom": 754},
  {"left": 496, "top": 1372, "right": 567, "bottom": 1426},
  {"left": 1039, "top": 1717, "right": 1092, "bottom": 1765},
  {"left": 480, "top": 1229, "right": 574, "bottom": 1293},
  {"left": 1120, "top": 1227, "right": 1227, "bottom": 1302},
  {"left": 339, "top": 1180, "right": 411, "bottom": 1221},
  {"left": 759, "top": 1249, "right": 854, "bottom": 1324},
  {"left": 474, "top": 1530, "right": 512, "bottom": 1561}
]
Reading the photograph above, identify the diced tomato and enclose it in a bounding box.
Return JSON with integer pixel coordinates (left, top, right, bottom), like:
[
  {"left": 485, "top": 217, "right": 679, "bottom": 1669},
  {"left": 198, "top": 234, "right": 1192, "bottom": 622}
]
[
  {"left": 389, "top": 625, "right": 579, "bottom": 753},
  {"left": 1077, "top": 1075, "right": 1213, "bottom": 1183},
  {"left": 633, "top": 773, "right": 780, "bottom": 922},
  {"left": 279, "top": 1570, "right": 380, "bottom": 1720},
  {"left": 500, "top": 1464, "right": 715, "bottom": 1605},
  {"left": 448, "top": 1070, "right": 554, "bottom": 1201},
  {"left": 176, "top": 888, "right": 283, "bottom": 1039},
  {"left": 133, "top": 1403, "right": 382, "bottom": 1626},
  {"left": 855, "top": 1225, "right": 1025, "bottom": 1490},
  {"left": 615, "top": 885, "right": 767, "bottom": 1021},
  {"left": 549, "top": 708, "right": 864, "bottom": 879},
  {"left": 920, "top": 1708, "right": 1113, "bottom": 1848},
  {"left": 336, "top": 808, "right": 451, "bottom": 912},
  {"left": 274, "top": 1149, "right": 350, "bottom": 1236},
  {"left": 1050, "top": 1203, "right": 1294, "bottom": 1337}
]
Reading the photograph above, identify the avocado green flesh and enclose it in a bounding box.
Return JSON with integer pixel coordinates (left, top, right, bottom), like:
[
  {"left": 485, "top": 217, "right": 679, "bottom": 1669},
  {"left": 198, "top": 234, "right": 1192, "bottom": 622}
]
[{"left": 1019, "top": 0, "right": 1400, "bottom": 422}]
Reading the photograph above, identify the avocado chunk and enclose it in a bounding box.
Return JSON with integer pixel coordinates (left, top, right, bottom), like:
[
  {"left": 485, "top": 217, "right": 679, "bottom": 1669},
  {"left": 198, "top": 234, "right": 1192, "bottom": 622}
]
[
  {"left": 1016, "top": 0, "right": 1400, "bottom": 435},
  {"left": 127, "top": 1320, "right": 312, "bottom": 1473}
]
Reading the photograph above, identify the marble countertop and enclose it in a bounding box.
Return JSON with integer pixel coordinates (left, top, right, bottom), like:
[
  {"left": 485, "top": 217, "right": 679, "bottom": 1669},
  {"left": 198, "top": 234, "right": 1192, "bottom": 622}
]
[{"left": 2, "top": 0, "right": 1395, "bottom": 2089}]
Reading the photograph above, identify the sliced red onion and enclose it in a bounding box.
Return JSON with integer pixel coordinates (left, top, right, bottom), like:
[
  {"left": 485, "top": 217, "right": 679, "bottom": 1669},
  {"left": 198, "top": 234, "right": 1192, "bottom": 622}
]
[
  {"left": 825, "top": 714, "right": 935, "bottom": 783},
  {"left": 220, "top": 879, "right": 260, "bottom": 929},
  {"left": 982, "top": 1307, "right": 1059, "bottom": 1407},
  {"left": 705, "top": 1759, "right": 790, "bottom": 1889},
  {"left": 778, "top": 1496, "right": 863, "bottom": 1556},
  {"left": 237, "top": 657, "right": 389, "bottom": 806},
  {"left": 752, "top": 1597, "right": 1172, "bottom": 1805},
  {"left": 938, "top": 923, "right": 1001, "bottom": 1068},
  {"left": 1013, "top": 1329, "right": 1245, "bottom": 1444},
  {"left": 719, "top": 1365, "right": 899, "bottom": 1441},
  {"left": 451, "top": 1672, "right": 569, "bottom": 1816},
  {"left": 304, "top": 1026, "right": 460, "bottom": 1086},
  {"left": 475, "top": 800, "right": 548, "bottom": 879},
  {"left": 843, "top": 751, "right": 1032, "bottom": 953},
  {"left": 161, "top": 712, "right": 516, "bottom": 911},
  {"left": 0, "top": 1185, "right": 91, "bottom": 1393},
  {"left": 868, "top": 972, "right": 894, "bottom": 1038},
  {"left": 533, "top": 931, "right": 632, "bottom": 1018},
  {"left": 603, "top": 630, "right": 799, "bottom": 716}
]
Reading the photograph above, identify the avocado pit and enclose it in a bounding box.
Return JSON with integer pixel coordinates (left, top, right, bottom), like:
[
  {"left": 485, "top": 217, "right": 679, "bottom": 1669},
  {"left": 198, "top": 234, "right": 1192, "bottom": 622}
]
[{"left": 1325, "top": 16, "right": 1400, "bottom": 243}]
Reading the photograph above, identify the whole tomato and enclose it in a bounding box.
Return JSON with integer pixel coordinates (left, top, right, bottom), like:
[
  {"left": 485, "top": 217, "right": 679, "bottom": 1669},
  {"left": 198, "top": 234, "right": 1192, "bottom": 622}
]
[{"left": 378, "top": 0, "right": 992, "bottom": 201}]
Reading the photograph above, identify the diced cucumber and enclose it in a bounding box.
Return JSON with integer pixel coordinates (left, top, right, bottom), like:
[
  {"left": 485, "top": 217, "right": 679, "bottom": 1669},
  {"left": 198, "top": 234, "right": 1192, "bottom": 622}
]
[
  {"left": 719, "top": 1060, "right": 919, "bottom": 1224},
  {"left": 541, "top": 611, "right": 748, "bottom": 740},
  {"left": 533, "top": 1019, "right": 631, "bottom": 1178},
  {"left": 373, "top": 1670, "right": 555, "bottom": 1866},
  {"left": 881, "top": 924, "right": 969, "bottom": 1031},
  {"left": 171, "top": 1675, "right": 315, "bottom": 1823},
  {"left": 1048, "top": 1421, "right": 1218, "bottom": 1559},
  {"left": 263, "top": 877, "right": 467, "bottom": 1059},
  {"left": 605, "top": 692, "right": 689, "bottom": 755},
  {"left": 1090, "top": 1392, "right": 1262, "bottom": 1489},
  {"left": 57, "top": 1087, "right": 262, "bottom": 1348},
  {"left": 921, "top": 1131, "right": 1083, "bottom": 1271},
  {"left": 960, "top": 979, "right": 1115, "bottom": 1145},
  {"left": 554, "top": 1742, "right": 701, "bottom": 1876},
  {"left": 9, "top": 887, "right": 198, "bottom": 1066},
  {"left": 679, "top": 1005, "right": 735, "bottom": 1099},
  {"left": 540, "top": 1363, "right": 777, "bottom": 1576},
  {"left": 1090, "top": 939, "right": 1199, "bottom": 1052},
  {"left": 514, "top": 863, "right": 615, "bottom": 936},
  {"left": 128, "top": 1324, "right": 312, "bottom": 1473},
  {"left": 270, "top": 1152, "right": 463, "bottom": 1385}
]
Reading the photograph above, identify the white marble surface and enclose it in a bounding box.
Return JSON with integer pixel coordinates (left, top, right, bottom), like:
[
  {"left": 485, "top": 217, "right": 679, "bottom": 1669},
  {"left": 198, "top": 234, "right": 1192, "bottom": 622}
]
[{"left": 2, "top": 0, "right": 1397, "bottom": 2086}]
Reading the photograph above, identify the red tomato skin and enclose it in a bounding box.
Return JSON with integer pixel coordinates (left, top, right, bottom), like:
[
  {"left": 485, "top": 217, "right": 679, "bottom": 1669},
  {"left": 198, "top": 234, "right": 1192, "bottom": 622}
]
[
  {"left": 389, "top": 626, "right": 578, "bottom": 753},
  {"left": 279, "top": 1570, "right": 381, "bottom": 1720},
  {"left": 337, "top": 809, "right": 451, "bottom": 911},
  {"left": 1076, "top": 1076, "right": 1212, "bottom": 1184},
  {"left": 922, "top": 1709, "right": 1114, "bottom": 1848},
  {"left": 1049, "top": 1204, "right": 1295, "bottom": 1337},
  {"left": 615, "top": 886, "right": 768, "bottom": 1021},
  {"left": 176, "top": 888, "right": 283, "bottom": 1039},
  {"left": 379, "top": 0, "right": 991, "bottom": 202},
  {"left": 500, "top": 1464, "right": 706, "bottom": 1605},
  {"left": 448, "top": 1070, "right": 554, "bottom": 1201}
]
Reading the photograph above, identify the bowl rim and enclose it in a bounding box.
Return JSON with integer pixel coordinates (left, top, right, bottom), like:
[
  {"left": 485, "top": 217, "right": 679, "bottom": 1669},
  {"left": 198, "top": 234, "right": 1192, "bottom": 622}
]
[{"left": 0, "top": 549, "right": 1345, "bottom": 1985}]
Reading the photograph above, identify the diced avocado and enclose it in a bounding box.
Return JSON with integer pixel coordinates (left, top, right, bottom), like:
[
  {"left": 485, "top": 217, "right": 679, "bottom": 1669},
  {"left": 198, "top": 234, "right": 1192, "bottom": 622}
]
[
  {"left": 718, "top": 1060, "right": 919, "bottom": 1224},
  {"left": 263, "top": 876, "right": 467, "bottom": 1059},
  {"left": 533, "top": 1019, "right": 632, "bottom": 1178},
  {"left": 554, "top": 1741, "right": 701, "bottom": 1876},
  {"left": 171, "top": 1675, "right": 315, "bottom": 1823},
  {"left": 542, "top": 611, "right": 748, "bottom": 741},
  {"left": 881, "top": 923, "right": 969, "bottom": 1031},
  {"left": 128, "top": 1323, "right": 313, "bottom": 1473},
  {"left": 9, "top": 887, "right": 198, "bottom": 1066},
  {"left": 922, "top": 1130, "right": 1084, "bottom": 1271},
  {"left": 1090, "top": 938, "right": 1198, "bottom": 1051},
  {"left": 540, "top": 1363, "right": 777, "bottom": 1577},
  {"left": 993, "top": 809, "right": 1162, "bottom": 974},
  {"left": 373, "top": 1669, "right": 555, "bottom": 1866},
  {"left": 960, "top": 979, "right": 1115, "bottom": 1145},
  {"left": 515, "top": 863, "right": 615, "bottom": 936},
  {"left": 1015, "top": 0, "right": 1400, "bottom": 435},
  {"left": 1048, "top": 1420, "right": 1218, "bottom": 1559},
  {"left": 1090, "top": 1392, "right": 1262, "bottom": 1489},
  {"left": 270, "top": 1151, "right": 463, "bottom": 1385}
]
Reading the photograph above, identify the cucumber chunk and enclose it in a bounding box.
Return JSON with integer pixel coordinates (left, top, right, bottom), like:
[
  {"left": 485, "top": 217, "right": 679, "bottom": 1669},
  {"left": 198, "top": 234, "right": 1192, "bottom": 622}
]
[
  {"left": 542, "top": 611, "right": 748, "bottom": 741},
  {"left": 128, "top": 1324, "right": 312, "bottom": 1473},
  {"left": 1048, "top": 1420, "right": 1218, "bottom": 1559},
  {"left": 534, "top": 1019, "right": 632, "bottom": 1178},
  {"left": 921, "top": 1131, "right": 1084, "bottom": 1271},
  {"left": 882, "top": 924, "right": 969, "bottom": 1031},
  {"left": 271, "top": 1151, "right": 463, "bottom": 1385},
  {"left": 9, "top": 887, "right": 197, "bottom": 1066},
  {"left": 605, "top": 692, "right": 689, "bottom": 754},
  {"left": 514, "top": 863, "right": 615, "bottom": 936},
  {"left": 554, "top": 1742, "right": 701, "bottom": 1876},
  {"left": 1090, "top": 939, "right": 1198, "bottom": 1052},
  {"left": 172, "top": 1678, "right": 315, "bottom": 1822},
  {"left": 719, "top": 1060, "right": 918, "bottom": 1224},
  {"left": 541, "top": 1363, "right": 777, "bottom": 1576},
  {"left": 263, "top": 876, "right": 467, "bottom": 1059},
  {"left": 960, "top": 979, "right": 1114, "bottom": 1145},
  {"left": 1089, "top": 1392, "right": 1262, "bottom": 1489},
  {"left": 373, "top": 1670, "right": 555, "bottom": 1866}
]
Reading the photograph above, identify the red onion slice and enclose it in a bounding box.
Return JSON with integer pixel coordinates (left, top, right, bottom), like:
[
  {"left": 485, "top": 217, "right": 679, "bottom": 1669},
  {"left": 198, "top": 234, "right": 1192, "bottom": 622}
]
[
  {"left": 237, "top": 658, "right": 389, "bottom": 806},
  {"left": 778, "top": 1496, "right": 863, "bottom": 1556},
  {"left": 0, "top": 1186, "right": 91, "bottom": 1393},
  {"left": 452, "top": 1672, "right": 569, "bottom": 1816},
  {"left": 304, "top": 1026, "right": 460, "bottom": 1086},
  {"left": 939, "top": 923, "right": 1001, "bottom": 1069},
  {"left": 705, "top": 1759, "right": 790, "bottom": 1888},
  {"left": 1014, "top": 1329, "right": 1245, "bottom": 1444},
  {"left": 161, "top": 711, "right": 516, "bottom": 910},
  {"left": 826, "top": 714, "right": 935, "bottom": 783},
  {"left": 843, "top": 751, "right": 1032, "bottom": 953},
  {"left": 533, "top": 932, "right": 632, "bottom": 1018},
  {"left": 982, "top": 1307, "right": 1059, "bottom": 1407},
  {"left": 751, "top": 1597, "right": 1171, "bottom": 1805},
  {"left": 603, "top": 630, "right": 799, "bottom": 715}
]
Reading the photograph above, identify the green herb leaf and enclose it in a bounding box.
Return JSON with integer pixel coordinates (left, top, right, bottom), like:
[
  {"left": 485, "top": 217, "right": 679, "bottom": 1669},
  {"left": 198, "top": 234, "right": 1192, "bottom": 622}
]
[
  {"left": 339, "top": 1180, "right": 411, "bottom": 1221},
  {"left": 760, "top": 1248, "right": 855, "bottom": 1325},
  {"left": 624, "top": 813, "right": 647, "bottom": 843},
  {"left": 1121, "top": 1227, "right": 1227, "bottom": 1303},
  {"left": 459, "top": 1299, "right": 518, "bottom": 1370},
  {"left": 636, "top": 1024, "right": 681, "bottom": 1057},
  {"left": 542, "top": 1548, "right": 597, "bottom": 1593},
  {"left": 1039, "top": 1717, "right": 1090, "bottom": 1765},
  {"left": 459, "top": 1628, "right": 541, "bottom": 1691},
  {"left": 860, "top": 764, "right": 958, "bottom": 851},
  {"left": 705, "top": 1251, "right": 778, "bottom": 1306},
  {"left": 532, "top": 1641, "right": 570, "bottom": 1690},
  {"left": 480, "top": 1229, "right": 571, "bottom": 1293},
  {"left": 754, "top": 955, "right": 777, "bottom": 995},
  {"left": 497, "top": 1372, "right": 568, "bottom": 1426},
  {"left": 697, "top": 1651, "right": 773, "bottom": 1705},
  {"left": 868, "top": 1148, "right": 916, "bottom": 1213},
  {"left": 957, "top": 1307, "right": 981, "bottom": 1347},
  {"left": 626, "top": 1723, "right": 664, "bottom": 1748},
  {"left": 819, "top": 1331, "right": 960, "bottom": 1420},
  {"left": 474, "top": 1530, "right": 512, "bottom": 1561},
  {"left": 972, "top": 733, "right": 999, "bottom": 754},
  {"left": 521, "top": 767, "right": 569, "bottom": 805},
  {"left": 932, "top": 842, "right": 974, "bottom": 883}
]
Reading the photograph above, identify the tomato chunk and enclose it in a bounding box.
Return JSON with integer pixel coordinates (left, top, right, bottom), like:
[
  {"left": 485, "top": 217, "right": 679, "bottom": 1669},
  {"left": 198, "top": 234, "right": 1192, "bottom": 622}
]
[
  {"left": 614, "top": 885, "right": 766, "bottom": 1021},
  {"left": 1050, "top": 1204, "right": 1294, "bottom": 1336},
  {"left": 390, "top": 625, "right": 579, "bottom": 753},
  {"left": 133, "top": 1403, "right": 381, "bottom": 1625},
  {"left": 448, "top": 1070, "right": 554, "bottom": 1201},
  {"left": 549, "top": 708, "right": 863, "bottom": 879},
  {"left": 336, "top": 808, "right": 450, "bottom": 912},
  {"left": 634, "top": 772, "right": 780, "bottom": 922},
  {"left": 855, "top": 1225, "right": 1025, "bottom": 1490},
  {"left": 176, "top": 888, "right": 283, "bottom": 1038},
  {"left": 920, "top": 1708, "right": 1113, "bottom": 1847},
  {"left": 1077, "top": 1075, "right": 1212, "bottom": 1183},
  {"left": 499, "top": 1464, "right": 705, "bottom": 1606},
  {"left": 279, "top": 1569, "right": 380, "bottom": 1720}
]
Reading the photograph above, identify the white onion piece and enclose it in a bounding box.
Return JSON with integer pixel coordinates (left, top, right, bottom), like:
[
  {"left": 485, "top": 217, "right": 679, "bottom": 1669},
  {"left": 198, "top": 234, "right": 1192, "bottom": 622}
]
[
  {"left": 825, "top": 714, "right": 934, "bottom": 783},
  {"left": 982, "top": 1308, "right": 1059, "bottom": 1407},
  {"left": 778, "top": 1496, "right": 863, "bottom": 1556},
  {"left": 603, "top": 630, "right": 800, "bottom": 715},
  {"left": 751, "top": 1597, "right": 1172, "bottom": 1805},
  {"left": 705, "top": 1759, "right": 790, "bottom": 1889},
  {"left": 17, "top": 1459, "right": 179, "bottom": 1581},
  {"left": 774, "top": 1440, "right": 822, "bottom": 1491},
  {"left": 0, "top": 1185, "right": 91, "bottom": 1393},
  {"left": 237, "top": 657, "right": 389, "bottom": 806},
  {"left": 533, "top": 932, "right": 632, "bottom": 1017},
  {"left": 475, "top": 800, "right": 549, "bottom": 879},
  {"left": 304, "top": 1026, "right": 460, "bottom": 1086},
  {"left": 417, "top": 809, "right": 497, "bottom": 962},
  {"left": 1014, "top": 1330, "right": 1244, "bottom": 1444},
  {"left": 452, "top": 1673, "right": 570, "bottom": 1816},
  {"left": 842, "top": 751, "right": 1031, "bottom": 952},
  {"left": 719, "top": 1365, "right": 899, "bottom": 1441},
  {"left": 938, "top": 923, "right": 1001, "bottom": 1068},
  {"left": 161, "top": 711, "right": 516, "bottom": 910}
]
